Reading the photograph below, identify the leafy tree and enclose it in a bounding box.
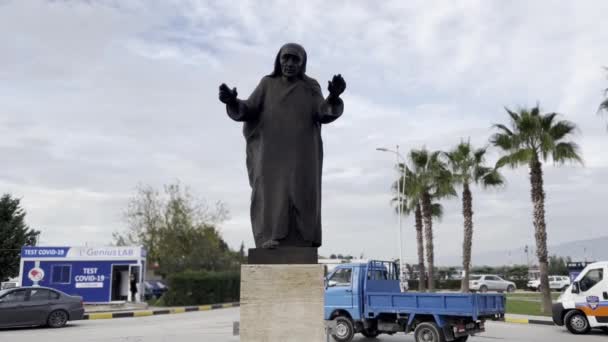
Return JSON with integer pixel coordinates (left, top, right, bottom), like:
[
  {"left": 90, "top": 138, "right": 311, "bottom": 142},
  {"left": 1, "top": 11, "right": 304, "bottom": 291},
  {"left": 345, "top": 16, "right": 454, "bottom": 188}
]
[
  {"left": 0, "top": 194, "right": 40, "bottom": 281},
  {"left": 330, "top": 254, "right": 337, "bottom": 259},
  {"left": 548, "top": 255, "right": 569, "bottom": 275},
  {"left": 444, "top": 140, "right": 504, "bottom": 292},
  {"left": 506, "top": 265, "right": 529, "bottom": 281},
  {"left": 113, "top": 182, "right": 236, "bottom": 277},
  {"left": 491, "top": 105, "right": 582, "bottom": 313}
]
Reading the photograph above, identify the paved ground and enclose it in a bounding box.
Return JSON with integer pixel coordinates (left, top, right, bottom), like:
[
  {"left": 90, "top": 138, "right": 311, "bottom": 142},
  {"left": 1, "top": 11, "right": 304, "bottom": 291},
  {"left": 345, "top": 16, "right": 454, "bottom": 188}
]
[{"left": 1, "top": 308, "right": 607, "bottom": 342}]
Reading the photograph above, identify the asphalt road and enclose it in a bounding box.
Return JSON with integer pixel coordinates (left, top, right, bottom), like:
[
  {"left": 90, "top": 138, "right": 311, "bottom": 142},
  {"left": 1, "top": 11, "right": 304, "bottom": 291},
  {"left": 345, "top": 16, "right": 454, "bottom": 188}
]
[{"left": 1, "top": 308, "right": 607, "bottom": 342}]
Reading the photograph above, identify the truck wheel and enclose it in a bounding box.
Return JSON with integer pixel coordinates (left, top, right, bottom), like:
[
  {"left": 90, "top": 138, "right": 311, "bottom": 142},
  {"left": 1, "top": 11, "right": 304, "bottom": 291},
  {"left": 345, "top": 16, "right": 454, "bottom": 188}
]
[
  {"left": 479, "top": 285, "right": 488, "bottom": 293},
  {"left": 332, "top": 316, "right": 355, "bottom": 342},
  {"left": 414, "top": 322, "right": 446, "bottom": 342},
  {"left": 507, "top": 285, "right": 515, "bottom": 293},
  {"left": 361, "top": 328, "right": 380, "bottom": 338},
  {"left": 564, "top": 310, "right": 590, "bottom": 335}
]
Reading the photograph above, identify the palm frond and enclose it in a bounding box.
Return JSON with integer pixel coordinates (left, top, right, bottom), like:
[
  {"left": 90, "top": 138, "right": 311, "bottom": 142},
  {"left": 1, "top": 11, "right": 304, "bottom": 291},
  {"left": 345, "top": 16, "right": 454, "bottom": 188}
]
[
  {"left": 481, "top": 169, "right": 505, "bottom": 188},
  {"left": 431, "top": 203, "right": 444, "bottom": 221},
  {"left": 492, "top": 124, "right": 513, "bottom": 136},
  {"left": 490, "top": 132, "right": 515, "bottom": 151},
  {"left": 391, "top": 195, "right": 415, "bottom": 216},
  {"left": 530, "top": 105, "right": 541, "bottom": 118},
  {"left": 552, "top": 142, "right": 583, "bottom": 165},
  {"left": 517, "top": 111, "right": 540, "bottom": 137},
  {"left": 505, "top": 107, "right": 520, "bottom": 123},
  {"left": 549, "top": 120, "right": 577, "bottom": 140},
  {"left": 495, "top": 148, "right": 534, "bottom": 168},
  {"left": 473, "top": 147, "right": 487, "bottom": 164},
  {"left": 599, "top": 98, "right": 608, "bottom": 113},
  {"left": 473, "top": 166, "right": 492, "bottom": 182},
  {"left": 539, "top": 132, "right": 555, "bottom": 161},
  {"left": 541, "top": 112, "right": 558, "bottom": 131},
  {"left": 409, "top": 149, "right": 429, "bottom": 173}
]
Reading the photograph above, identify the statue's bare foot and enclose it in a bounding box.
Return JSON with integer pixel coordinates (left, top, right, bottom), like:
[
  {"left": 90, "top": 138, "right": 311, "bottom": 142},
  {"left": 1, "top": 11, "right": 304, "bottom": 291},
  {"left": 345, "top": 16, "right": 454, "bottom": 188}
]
[{"left": 261, "top": 240, "right": 279, "bottom": 249}]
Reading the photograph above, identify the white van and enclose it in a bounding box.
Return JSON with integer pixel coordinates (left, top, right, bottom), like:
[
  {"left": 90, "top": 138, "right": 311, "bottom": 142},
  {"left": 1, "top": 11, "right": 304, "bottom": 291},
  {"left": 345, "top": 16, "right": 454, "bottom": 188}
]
[{"left": 552, "top": 261, "right": 608, "bottom": 334}]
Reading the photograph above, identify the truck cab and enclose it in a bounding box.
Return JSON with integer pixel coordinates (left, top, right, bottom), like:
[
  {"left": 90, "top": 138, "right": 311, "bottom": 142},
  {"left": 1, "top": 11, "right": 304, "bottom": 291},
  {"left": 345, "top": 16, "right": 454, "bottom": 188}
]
[
  {"left": 325, "top": 261, "right": 505, "bottom": 342},
  {"left": 553, "top": 261, "right": 608, "bottom": 334}
]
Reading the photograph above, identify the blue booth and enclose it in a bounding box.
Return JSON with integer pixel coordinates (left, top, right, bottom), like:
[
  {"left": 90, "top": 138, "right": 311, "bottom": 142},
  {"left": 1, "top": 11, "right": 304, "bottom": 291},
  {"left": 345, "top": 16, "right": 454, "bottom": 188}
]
[{"left": 19, "top": 246, "right": 146, "bottom": 303}]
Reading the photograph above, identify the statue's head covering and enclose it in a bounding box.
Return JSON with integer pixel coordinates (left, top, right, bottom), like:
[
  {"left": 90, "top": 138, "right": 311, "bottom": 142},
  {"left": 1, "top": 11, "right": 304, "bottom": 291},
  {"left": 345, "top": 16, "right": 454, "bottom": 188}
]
[{"left": 269, "top": 43, "right": 307, "bottom": 78}]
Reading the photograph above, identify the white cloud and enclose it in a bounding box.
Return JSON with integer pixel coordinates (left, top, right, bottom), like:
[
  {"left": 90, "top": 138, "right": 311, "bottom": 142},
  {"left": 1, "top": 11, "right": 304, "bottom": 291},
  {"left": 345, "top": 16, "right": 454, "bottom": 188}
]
[{"left": 1, "top": 0, "right": 607, "bottom": 264}]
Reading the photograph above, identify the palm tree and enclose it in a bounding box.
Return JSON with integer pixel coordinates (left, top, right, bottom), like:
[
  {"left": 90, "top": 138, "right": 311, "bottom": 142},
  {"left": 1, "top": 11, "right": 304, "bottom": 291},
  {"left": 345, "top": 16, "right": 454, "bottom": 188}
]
[
  {"left": 444, "top": 140, "right": 504, "bottom": 292},
  {"left": 392, "top": 164, "right": 444, "bottom": 292},
  {"left": 491, "top": 105, "right": 582, "bottom": 314},
  {"left": 407, "top": 148, "right": 456, "bottom": 291},
  {"left": 600, "top": 67, "right": 608, "bottom": 125}
]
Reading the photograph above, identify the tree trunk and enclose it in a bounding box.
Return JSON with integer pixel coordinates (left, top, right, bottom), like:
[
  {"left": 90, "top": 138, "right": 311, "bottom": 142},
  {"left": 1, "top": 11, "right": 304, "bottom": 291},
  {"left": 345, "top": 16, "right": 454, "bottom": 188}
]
[
  {"left": 415, "top": 203, "right": 426, "bottom": 292},
  {"left": 461, "top": 182, "right": 473, "bottom": 293},
  {"left": 530, "top": 158, "right": 552, "bottom": 314},
  {"left": 421, "top": 192, "right": 435, "bottom": 291}
]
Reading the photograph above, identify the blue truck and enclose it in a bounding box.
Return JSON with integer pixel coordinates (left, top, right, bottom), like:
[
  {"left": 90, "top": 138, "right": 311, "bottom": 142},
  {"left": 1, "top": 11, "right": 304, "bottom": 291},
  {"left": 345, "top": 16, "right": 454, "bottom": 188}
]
[{"left": 324, "top": 261, "right": 505, "bottom": 342}]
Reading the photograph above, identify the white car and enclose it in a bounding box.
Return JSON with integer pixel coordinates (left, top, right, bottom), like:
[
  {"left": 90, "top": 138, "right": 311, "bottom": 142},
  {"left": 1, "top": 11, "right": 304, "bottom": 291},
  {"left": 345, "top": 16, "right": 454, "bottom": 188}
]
[
  {"left": 527, "top": 275, "right": 570, "bottom": 292},
  {"left": 469, "top": 274, "right": 517, "bottom": 293},
  {"left": 0, "top": 278, "right": 19, "bottom": 290}
]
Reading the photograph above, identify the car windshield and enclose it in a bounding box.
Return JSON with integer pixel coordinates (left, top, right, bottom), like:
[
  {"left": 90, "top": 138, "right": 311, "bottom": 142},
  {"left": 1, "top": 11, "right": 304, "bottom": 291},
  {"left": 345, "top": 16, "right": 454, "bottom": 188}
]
[{"left": 470, "top": 276, "right": 482, "bottom": 281}]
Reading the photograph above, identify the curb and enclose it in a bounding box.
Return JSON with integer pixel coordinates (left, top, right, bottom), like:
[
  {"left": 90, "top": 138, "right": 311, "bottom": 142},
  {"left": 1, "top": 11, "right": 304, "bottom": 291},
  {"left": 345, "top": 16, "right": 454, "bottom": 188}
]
[
  {"left": 504, "top": 316, "right": 554, "bottom": 326},
  {"left": 83, "top": 302, "right": 240, "bottom": 320}
]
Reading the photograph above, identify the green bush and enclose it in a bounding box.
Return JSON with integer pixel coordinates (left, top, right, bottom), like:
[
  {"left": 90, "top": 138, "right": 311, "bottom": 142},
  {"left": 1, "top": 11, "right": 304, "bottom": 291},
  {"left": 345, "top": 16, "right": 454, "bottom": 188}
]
[{"left": 162, "top": 270, "right": 240, "bottom": 306}]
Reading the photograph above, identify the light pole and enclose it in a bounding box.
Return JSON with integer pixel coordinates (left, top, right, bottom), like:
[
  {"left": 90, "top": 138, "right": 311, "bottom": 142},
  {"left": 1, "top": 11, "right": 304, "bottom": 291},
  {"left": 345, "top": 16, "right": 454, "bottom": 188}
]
[{"left": 377, "top": 145, "right": 407, "bottom": 291}]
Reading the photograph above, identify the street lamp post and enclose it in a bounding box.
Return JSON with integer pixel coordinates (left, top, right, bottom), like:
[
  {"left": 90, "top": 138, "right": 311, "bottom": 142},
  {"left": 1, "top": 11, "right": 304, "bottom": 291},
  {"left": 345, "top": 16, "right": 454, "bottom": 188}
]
[{"left": 377, "top": 145, "right": 407, "bottom": 291}]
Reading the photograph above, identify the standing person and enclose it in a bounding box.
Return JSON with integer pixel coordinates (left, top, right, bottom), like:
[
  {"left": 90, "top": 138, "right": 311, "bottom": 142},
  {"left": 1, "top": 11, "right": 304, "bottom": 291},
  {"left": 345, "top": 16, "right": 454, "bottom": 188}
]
[{"left": 130, "top": 273, "right": 138, "bottom": 302}]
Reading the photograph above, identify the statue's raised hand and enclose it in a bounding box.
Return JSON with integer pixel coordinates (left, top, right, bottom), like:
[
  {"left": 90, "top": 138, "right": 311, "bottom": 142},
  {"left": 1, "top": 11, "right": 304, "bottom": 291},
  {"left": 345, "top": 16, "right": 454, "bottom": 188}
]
[
  {"left": 219, "top": 83, "right": 238, "bottom": 105},
  {"left": 327, "top": 74, "right": 346, "bottom": 99}
]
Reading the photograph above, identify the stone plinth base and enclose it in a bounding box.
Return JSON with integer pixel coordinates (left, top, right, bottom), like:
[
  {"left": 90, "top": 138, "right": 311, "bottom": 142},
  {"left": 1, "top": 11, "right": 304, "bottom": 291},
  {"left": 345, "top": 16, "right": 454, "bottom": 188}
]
[{"left": 240, "top": 264, "right": 325, "bottom": 342}]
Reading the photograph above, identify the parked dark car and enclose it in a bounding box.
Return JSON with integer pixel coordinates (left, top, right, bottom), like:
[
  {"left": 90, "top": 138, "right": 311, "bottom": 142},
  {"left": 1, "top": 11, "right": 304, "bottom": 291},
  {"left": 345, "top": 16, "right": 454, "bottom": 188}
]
[{"left": 0, "top": 287, "right": 85, "bottom": 329}]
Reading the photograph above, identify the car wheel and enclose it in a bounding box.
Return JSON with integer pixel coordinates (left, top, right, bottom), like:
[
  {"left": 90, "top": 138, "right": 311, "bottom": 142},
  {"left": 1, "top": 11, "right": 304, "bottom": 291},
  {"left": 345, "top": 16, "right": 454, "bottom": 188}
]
[
  {"left": 507, "top": 285, "right": 516, "bottom": 293},
  {"left": 47, "top": 310, "right": 69, "bottom": 328},
  {"left": 564, "top": 310, "right": 591, "bottom": 335},
  {"left": 332, "top": 316, "right": 355, "bottom": 342},
  {"left": 479, "top": 285, "right": 488, "bottom": 293},
  {"left": 414, "top": 322, "right": 446, "bottom": 342}
]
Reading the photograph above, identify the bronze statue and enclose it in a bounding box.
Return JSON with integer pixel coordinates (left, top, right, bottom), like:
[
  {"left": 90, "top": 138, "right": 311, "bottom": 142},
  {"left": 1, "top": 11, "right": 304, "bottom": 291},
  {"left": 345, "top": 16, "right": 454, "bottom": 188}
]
[{"left": 219, "top": 43, "right": 346, "bottom": 249}]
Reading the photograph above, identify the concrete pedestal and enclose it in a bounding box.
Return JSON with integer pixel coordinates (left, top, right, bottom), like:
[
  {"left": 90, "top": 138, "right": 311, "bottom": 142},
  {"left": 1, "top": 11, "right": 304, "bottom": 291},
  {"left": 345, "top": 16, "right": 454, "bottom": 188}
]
[{"left": 240, "top": 264, "right": 325, "bottom": 342}]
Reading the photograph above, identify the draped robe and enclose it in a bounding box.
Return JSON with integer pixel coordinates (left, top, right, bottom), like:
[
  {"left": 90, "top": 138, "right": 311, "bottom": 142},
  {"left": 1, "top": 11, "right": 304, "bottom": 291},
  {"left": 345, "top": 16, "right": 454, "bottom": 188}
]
[{"left": 226, "top": 75, "right": 343, "bottom": 247}]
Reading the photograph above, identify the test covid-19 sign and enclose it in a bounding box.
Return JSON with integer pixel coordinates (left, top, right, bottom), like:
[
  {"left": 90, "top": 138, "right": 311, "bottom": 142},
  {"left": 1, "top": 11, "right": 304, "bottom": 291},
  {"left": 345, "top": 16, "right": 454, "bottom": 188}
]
[{"left": 21, "top": 247, "right": 143, "bottom": 260}]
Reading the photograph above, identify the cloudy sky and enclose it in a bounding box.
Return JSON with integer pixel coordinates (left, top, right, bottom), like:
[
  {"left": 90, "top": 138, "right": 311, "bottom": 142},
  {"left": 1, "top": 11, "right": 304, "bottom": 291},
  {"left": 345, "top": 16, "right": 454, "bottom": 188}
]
[{"left": 1, "top": 0, "right": 607, "bottom": 265}]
